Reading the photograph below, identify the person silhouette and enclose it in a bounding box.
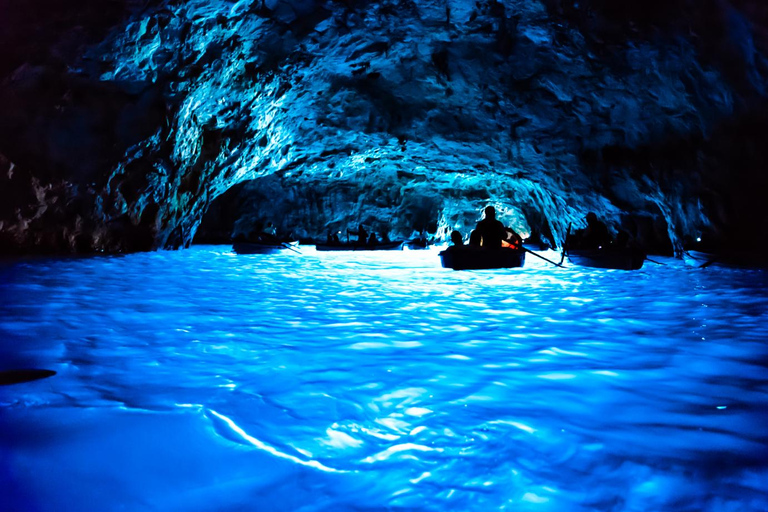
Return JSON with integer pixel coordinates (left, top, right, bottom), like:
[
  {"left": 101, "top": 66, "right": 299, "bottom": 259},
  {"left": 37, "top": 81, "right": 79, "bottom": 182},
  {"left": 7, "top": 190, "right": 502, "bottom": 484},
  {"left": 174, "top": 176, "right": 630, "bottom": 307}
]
[
  {"left": 503, "top": 227, "right": 522, "bottom": 249},
  {"left": 327, "top": 230, "right": 340, "bottom": 244},
  {"left": 581, "top": 212, "right": 610, "bottom": 249},
  {"left": 474, "top": 206, "right": 506, "bottom": 248},
  {"left": 356, "top": 224, "right": 368, "bottom": 244}
]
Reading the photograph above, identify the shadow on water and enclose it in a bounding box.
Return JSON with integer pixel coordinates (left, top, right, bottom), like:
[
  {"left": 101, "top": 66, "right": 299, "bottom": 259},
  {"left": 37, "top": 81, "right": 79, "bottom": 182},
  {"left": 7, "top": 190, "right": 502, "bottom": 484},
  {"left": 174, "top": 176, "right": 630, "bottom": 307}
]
[{"left": 0, "top": 369, "right": 56, "bottom": 385}]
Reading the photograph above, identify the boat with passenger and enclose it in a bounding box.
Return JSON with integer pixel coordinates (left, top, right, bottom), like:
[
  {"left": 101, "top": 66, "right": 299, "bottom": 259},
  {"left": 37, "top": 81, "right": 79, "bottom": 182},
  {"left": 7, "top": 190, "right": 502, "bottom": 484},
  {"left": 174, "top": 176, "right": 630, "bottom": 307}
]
[
  {"left": 403, "top": 238, "right": 430, "bottom": 250},
  {"left": 564, "top": 212, "right": 646, "bottom": 270},
  {"left": 440, "top": 206, "right": 527, "bottom": 270}
]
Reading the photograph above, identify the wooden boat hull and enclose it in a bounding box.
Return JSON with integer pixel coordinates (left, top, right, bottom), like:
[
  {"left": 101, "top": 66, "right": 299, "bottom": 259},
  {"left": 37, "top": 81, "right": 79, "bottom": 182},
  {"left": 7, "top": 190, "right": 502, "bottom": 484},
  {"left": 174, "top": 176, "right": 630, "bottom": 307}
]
[
  {"left": 315, "top": 241, "right": 404, "bottom": 251},
  {"left": 403, "top": 240, "right": 430, "bottom": 250},
  {"left": 233, "top": 242, "right": 298, "bottom": 255},
  {"left": 568, "top": 248, "right": 645, "bottom": 270},
  {"left": 684, "top": 250, "right": 768, "bottom": 269},
  {"left": 439, "top": 247, "right": 525, "bottom": 270}
]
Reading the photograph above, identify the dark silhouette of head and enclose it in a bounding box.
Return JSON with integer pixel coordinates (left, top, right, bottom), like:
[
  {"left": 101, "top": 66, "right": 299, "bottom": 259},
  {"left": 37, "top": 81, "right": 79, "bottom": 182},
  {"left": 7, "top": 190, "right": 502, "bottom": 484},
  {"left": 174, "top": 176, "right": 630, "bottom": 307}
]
[
  {"left": 484, "top": 206, "right": 496, "bottom": 220},
  {"left": 450, "top": 230, "right": 463, "bottom": 246},
  {"left": 586, "top": 212, "right": 597, "bottom": 225}
]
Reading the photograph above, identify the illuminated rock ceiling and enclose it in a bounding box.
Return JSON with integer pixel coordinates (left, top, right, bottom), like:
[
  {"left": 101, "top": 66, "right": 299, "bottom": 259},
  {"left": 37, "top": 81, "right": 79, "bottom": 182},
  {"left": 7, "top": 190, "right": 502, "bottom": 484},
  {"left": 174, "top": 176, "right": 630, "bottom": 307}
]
[{"left": 1, "top": 0, "right": 767, "bottom": 254}]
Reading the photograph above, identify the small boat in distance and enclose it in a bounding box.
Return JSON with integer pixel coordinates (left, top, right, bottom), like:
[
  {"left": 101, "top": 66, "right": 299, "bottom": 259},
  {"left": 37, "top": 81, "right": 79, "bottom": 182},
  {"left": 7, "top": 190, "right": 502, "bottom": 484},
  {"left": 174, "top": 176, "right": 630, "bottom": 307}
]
[
  {"left": 233, "top": 241, "right": 300, "bottom": 255},
  {"left": 683, "top": 249, "right": 768, "bottom": 269},
  {"left": 564, "top": 212, "right": 645, "bottom": 270},
  {"left": 315, "top": 241, "right": 404, "bottom": 251},
  {"left": 403, "top": 238, "right": 431, "bottom": 250},
  {"left": 439, "top": 246, "right": 526, "bottom": 270},
  {"left": 567, "top": 247, "right": 645, "bottom": 270}
]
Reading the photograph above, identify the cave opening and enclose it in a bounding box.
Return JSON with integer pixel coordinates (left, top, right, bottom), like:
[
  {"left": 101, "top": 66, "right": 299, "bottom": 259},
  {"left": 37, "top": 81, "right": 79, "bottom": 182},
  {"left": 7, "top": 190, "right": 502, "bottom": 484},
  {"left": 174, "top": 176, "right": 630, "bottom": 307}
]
[{"left": 195, "top": 167, "right": 460, "bottom": 247}]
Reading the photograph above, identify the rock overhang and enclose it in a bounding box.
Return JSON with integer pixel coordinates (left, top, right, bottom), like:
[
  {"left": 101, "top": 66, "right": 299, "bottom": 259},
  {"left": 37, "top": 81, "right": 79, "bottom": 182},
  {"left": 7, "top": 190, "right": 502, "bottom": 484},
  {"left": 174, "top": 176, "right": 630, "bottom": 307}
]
[{"left": 1, "top": 0, "right": 766, "bottom": 254}]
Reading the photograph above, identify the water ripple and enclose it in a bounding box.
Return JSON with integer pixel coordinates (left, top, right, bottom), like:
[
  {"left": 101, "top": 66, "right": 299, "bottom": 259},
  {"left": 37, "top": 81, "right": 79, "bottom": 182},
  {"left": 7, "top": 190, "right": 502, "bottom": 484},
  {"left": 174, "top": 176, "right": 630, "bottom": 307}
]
[{"left": 0, "top": 247, "right": 767, "bottom": 510}]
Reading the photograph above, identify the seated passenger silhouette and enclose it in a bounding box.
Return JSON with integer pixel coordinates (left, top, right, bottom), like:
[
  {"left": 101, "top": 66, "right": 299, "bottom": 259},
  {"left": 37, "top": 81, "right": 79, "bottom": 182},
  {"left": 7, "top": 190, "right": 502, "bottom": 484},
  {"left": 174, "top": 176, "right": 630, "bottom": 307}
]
[
  {"left": 503, "top": 227, "right": 522, "bottom": 249},
  {"left": 469, "top": 229, "right": 481, "bottom": 246},
  {"left": 254, "top": 223, "right": 280, "bottom": 244},
  {"left": 474, "top": 206, "right": 506, "bottom": 248},
  {"left": 450, "top": 230, "right": 464, "bottom": 247},
  {"left": 414, "top": 230, "right": 429, "bottom": 247},
  {"left": 580, "top": 212, "right": 611, "bottom": 249},
  {"left": 368, "top": 232, "right": 378, "bottom": 246},
  {"left": 355, "top": 224, "right": 368, "bottom": 244}
]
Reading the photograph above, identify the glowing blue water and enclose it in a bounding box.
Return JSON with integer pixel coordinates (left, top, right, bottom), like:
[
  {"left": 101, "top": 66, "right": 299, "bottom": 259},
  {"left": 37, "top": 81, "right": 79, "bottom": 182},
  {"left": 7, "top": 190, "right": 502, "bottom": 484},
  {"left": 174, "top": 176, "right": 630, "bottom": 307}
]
[{"left": 1, "top": 246, "right": 767, "bottom": 511}]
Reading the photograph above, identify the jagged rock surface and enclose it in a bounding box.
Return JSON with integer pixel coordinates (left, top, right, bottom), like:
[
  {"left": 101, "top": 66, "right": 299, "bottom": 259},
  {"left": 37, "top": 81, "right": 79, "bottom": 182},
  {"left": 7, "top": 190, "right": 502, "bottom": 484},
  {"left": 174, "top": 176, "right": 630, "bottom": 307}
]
[{"left": 1, "top": 0, "right": 767, "bottom": 254}]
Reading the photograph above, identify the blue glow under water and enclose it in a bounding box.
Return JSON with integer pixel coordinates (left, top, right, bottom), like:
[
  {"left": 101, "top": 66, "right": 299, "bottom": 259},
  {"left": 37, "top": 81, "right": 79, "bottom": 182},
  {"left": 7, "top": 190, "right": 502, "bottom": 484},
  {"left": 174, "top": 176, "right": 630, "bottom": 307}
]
[{"left": 1, "top": 247, "right": 767, "bottom": 511}]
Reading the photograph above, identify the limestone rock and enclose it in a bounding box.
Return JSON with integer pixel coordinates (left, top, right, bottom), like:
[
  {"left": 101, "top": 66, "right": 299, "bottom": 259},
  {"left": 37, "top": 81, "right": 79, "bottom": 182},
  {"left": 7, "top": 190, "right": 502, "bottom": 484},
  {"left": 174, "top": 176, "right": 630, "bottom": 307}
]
[{"left": 1, "top": 0, "right": 767, "bottom": 255}]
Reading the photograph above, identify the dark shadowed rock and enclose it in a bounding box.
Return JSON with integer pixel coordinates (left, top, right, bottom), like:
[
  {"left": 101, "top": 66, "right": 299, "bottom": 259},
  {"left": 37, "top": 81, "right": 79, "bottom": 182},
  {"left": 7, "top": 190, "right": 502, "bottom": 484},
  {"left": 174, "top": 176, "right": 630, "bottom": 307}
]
[{"left": 1, "top": 0, "right": 767, "bottom": 256}]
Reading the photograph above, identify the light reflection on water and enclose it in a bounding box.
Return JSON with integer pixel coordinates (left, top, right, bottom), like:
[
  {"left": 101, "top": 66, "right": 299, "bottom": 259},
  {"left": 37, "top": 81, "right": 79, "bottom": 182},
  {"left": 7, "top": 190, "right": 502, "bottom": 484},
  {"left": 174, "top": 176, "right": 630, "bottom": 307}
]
[{"left": 1, "top": 246, "right": 767, "bottom": 511}]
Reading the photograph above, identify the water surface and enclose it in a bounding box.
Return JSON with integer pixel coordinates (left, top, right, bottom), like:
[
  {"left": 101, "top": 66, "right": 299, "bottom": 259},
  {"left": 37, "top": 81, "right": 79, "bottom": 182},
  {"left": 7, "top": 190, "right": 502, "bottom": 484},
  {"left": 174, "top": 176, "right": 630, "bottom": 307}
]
[{"left": 1, "top": 246, "right": 767, "bottom": 511}]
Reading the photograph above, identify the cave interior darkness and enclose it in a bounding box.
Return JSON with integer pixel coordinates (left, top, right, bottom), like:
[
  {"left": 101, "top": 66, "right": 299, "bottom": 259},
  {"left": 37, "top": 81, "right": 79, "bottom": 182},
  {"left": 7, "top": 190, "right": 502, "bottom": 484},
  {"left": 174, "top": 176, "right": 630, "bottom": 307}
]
[{"left": 0, "top": 0, "right": 767, "bottom": 257}]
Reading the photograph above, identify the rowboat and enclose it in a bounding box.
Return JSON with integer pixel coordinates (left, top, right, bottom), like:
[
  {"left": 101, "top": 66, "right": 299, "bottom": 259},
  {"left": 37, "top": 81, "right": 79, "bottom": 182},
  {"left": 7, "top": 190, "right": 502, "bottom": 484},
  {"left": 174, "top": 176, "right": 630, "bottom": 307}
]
[
  {"left": 315, "top": 241, "right": 404, "bottom": 251},
  {"left": 403, "top": 239, "right": 430, "bottom": 250},
  {"left": 684, "top": 250, "right": 768, "bottom": 269},
  {"left": 232, "top": 241, "right": 299, "bottom": 255},
  {"left": 439, "top": 246, "right": 526, "bottom": 270},
  {"left": 567, "top": 247, "right": 645, "bottom": 270}
]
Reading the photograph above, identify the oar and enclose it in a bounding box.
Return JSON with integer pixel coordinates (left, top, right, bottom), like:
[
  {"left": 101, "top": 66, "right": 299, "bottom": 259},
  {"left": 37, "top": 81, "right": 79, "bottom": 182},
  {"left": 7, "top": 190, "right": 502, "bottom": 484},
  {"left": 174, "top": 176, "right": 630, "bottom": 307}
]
[
  {"left": 260, "top": 231, "right": 301, "bottom": 254},
  {"left": 683, "top": 250, "right": 717, "bottom": 268},
  {"left": 281, "top": 241, "right": 301, "bottom": 254},
  {"left": 560, "top": 223, "right": 572, "bottom": 266},
  {"left": 522, "top": 246, "right": 565, "bottom": 268}
]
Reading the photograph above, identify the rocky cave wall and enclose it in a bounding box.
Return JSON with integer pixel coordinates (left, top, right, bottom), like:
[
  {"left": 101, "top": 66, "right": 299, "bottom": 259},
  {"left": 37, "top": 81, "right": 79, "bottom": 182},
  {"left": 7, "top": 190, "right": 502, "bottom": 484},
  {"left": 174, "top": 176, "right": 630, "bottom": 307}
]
[{"left": 1, "top": 0, "right": 767, "bottom": 255}]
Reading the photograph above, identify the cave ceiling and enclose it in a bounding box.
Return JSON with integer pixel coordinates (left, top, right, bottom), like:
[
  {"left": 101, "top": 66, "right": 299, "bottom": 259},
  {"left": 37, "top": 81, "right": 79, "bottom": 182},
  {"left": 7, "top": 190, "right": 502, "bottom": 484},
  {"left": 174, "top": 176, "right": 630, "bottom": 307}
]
[{"left": 1, "top": 0, "right": 767, "bottom": 254}]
